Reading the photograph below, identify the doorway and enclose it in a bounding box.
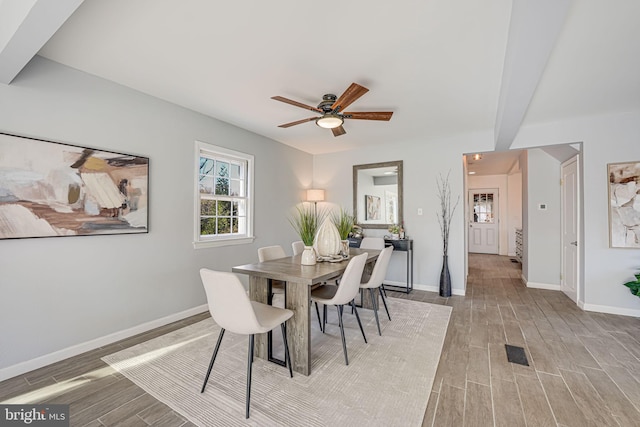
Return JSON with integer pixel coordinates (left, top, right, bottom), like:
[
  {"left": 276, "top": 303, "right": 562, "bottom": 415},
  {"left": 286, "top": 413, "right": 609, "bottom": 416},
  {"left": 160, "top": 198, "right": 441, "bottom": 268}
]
[{"left": 468, "top": 189, "right": 499, "bottom": 254}]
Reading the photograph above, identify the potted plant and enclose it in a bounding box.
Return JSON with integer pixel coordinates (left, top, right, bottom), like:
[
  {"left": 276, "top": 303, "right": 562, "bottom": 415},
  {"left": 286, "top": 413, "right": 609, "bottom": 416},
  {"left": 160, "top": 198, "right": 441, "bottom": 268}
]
[
  {"left": 332, "top": 207, "right": 355, "bottom": 257},
  {"left": 623, "top": 270, "right": 640, "bottom": 297},
  {"left": 388, "top": 224, "right": 400, "bottom": 239},
  {"left": 289, "top": 205, "right": 320, "bottom": 265},
  {"left": 436, "top": 171, "right": 459, "bottom": 297}
]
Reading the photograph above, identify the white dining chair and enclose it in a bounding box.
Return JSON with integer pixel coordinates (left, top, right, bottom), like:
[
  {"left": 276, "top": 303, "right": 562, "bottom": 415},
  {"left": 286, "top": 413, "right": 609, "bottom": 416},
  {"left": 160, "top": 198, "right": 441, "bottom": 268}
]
[
  {"left": 359, "top": 236, "right": 388, "bottom": 296},
  {"left": 360, "top": 246, "right": 393, "bottom": 335},
  {"left": 359, "top": 237, "right": 385, "bottom": 250},
  {"left": 199, "top": 268, "right": 293, "bottom": 419},
  {"left": 291, "top": 240, "right": 305, "bottom": 256},
  {"left": 258, "top": 245, "right": 286, "bottom": 303},
  {"left": 310, "top": 252, "right": 368, "bottom": 365}
]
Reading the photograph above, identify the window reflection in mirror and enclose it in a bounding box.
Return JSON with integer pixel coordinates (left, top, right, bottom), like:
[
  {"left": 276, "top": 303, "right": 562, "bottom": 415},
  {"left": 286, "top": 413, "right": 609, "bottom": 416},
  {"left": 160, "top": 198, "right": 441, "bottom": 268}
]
[{"left": 353, "top": 161, "right": 403, "bottom": 229}]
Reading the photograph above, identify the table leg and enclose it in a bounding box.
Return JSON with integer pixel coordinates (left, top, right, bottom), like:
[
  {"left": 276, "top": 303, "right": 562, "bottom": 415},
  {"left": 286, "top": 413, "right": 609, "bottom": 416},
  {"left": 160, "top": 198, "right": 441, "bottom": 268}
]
[
  {"left": 285, "top": 281, "right": 311, "bottom": 375},
  {"left": 249, "top": 276, "right": 269, "bottom": 360}
]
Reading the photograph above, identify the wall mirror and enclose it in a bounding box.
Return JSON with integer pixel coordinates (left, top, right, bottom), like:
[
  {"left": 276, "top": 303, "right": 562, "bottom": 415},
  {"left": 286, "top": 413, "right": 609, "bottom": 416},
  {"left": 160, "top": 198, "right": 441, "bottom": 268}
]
[{"left": 353, "top": 160, "right": 403, "bottom": 229}]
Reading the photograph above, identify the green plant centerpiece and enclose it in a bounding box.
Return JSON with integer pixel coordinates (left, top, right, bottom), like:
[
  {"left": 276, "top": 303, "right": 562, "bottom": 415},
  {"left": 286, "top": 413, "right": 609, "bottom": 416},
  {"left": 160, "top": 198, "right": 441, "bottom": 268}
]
[
  {"left": 388, "top": 224, "right": 400, "bottom": 236},
  {"left": 623, "top": 271, "right": 640, "bottom": 297},
  {"left": 289, "top": 205, "right": 322, "bottom": 265},
  {"left": 332, "top": 207, "right": 355, "bottom": 257}
]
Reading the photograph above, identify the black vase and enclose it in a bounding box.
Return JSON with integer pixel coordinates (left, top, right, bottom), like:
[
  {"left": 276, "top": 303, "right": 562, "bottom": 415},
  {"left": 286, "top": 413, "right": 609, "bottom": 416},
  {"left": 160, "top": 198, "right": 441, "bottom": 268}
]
[{"left": 439, "top": 254, "right": 451, "bottom": 297}]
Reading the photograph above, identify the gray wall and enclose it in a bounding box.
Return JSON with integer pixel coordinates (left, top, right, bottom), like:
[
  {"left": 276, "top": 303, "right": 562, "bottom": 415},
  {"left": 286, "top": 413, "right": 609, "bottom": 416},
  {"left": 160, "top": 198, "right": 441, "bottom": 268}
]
[
  {"left": 525, "top": 149, "right": 562, "bottom": 286},
  {"left": 0, "top": 56, "right": 312, "bottom": 373}
]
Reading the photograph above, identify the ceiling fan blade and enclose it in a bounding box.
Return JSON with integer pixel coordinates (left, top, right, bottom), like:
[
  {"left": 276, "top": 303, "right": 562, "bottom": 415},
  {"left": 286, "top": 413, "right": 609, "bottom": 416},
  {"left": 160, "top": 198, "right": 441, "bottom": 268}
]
[
  {"left": 343, "top": 111, "right": 393, "bottom": 121},
  {"left": 271, "top": 96, "right": 322, "bottom": 113},
  {"left": 278, "top": 117, "right": 317, "bottom": 128},
  {"left": 330, "top": 83, "right": 369, "bottom": 113},
  {"left": 332, "top": 126, "right": 346, "bottom": 137}
]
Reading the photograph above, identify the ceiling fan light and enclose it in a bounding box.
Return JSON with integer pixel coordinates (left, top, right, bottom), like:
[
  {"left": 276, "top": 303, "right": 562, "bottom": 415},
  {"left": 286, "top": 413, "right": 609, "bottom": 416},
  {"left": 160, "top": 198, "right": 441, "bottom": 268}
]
[{"left": 316, "top": 114, "right": 344, "bottom": 129}]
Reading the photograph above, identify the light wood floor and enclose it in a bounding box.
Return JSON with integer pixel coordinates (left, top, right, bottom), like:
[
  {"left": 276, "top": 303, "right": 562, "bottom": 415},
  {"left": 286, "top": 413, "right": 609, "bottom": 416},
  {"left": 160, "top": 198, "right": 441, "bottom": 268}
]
[{"left": 1, "top": 254, "right": 639, "bottom": 426}]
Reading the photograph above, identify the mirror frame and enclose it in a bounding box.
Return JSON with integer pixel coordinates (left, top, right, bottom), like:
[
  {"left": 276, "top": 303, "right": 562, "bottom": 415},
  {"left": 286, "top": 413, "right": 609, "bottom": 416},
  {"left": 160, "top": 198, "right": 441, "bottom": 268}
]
[{"left": 353, "top": 160, "right": 403, "bottom": 229}]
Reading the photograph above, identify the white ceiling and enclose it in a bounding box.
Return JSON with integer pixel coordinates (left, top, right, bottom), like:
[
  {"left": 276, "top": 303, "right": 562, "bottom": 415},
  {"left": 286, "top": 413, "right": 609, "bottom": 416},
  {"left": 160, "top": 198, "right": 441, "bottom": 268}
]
[{"left": 2, "top": 0, "right": 640, "bottom": 155}]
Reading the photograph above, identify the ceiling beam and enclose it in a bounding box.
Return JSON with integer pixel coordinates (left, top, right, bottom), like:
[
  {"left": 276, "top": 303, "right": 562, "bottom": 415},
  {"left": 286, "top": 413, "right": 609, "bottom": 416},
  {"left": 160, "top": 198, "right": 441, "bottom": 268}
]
[
  {"left": 494, "top": 0, "right": 570, "bottom": 151},
  {"left": 0, "top": 0, "right": 84, "bottom": 84}
]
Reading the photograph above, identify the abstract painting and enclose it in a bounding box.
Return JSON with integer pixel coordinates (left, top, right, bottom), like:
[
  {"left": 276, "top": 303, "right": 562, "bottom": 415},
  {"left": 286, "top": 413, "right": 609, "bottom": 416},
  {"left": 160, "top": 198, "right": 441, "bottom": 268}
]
[
  {"left": 0, "top": 132, "right": 149, "bottom": 239},
  {"left": 365, "top": 195, "right": 381, "bottom": 220},
  {"left": 608, "top": 161, "right": 640, "bottom": 248}
]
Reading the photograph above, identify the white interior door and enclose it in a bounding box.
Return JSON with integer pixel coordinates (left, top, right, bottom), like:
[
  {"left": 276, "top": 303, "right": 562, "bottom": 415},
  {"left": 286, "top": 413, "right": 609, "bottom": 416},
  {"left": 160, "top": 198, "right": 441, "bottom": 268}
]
[
  {"left": 561, "top": 156, "right": 579, "bottom": 303},
  {"left": 468, "top": 189, "right": 499, "bottom": 254}
]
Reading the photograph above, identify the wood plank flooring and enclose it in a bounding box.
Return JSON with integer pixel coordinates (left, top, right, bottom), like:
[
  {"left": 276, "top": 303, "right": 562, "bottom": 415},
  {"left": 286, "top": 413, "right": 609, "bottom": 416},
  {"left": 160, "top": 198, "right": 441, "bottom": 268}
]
[{"left": 1, "top": 254, "right": 639, "bottom": 426}]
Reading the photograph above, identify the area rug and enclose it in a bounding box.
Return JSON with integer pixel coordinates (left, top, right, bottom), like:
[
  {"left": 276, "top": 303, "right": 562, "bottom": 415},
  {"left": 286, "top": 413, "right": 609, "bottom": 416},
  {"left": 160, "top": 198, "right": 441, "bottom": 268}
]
[{"left": 103, "top": 298, "right": 451, "bottom": 426}]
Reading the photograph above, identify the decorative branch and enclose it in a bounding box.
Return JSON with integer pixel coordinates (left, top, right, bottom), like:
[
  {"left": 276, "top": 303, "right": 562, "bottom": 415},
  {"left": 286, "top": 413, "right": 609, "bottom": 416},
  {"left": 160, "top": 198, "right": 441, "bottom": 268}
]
[{"left": 436, "top": 171, "right": 459, "bottom": 256}]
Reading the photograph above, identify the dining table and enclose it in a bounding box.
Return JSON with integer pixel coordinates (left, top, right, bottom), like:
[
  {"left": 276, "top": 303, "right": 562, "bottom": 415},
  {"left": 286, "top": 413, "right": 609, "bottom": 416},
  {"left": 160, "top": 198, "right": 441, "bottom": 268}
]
[{"left": 232, "top": 248, "right": 380, "bottom": 376}]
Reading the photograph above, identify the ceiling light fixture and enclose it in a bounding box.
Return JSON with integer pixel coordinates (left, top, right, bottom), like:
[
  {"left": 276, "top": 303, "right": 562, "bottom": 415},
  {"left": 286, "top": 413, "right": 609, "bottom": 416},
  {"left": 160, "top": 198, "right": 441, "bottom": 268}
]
[
  {"left": 473, "top": 153, "right": 482, "bottom": 161},
  {"left": 315, "top": 114, "right": 344, "bottom": 129},
  {"left": 468, "top": 171, "right": 476, "bottom": 175}
]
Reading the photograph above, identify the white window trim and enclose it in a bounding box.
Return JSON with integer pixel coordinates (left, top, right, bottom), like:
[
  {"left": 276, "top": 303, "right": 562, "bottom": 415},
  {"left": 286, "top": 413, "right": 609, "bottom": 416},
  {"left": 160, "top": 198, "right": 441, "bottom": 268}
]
[{"left": 193, "top": 141, "right": 255, "bottom": 249}]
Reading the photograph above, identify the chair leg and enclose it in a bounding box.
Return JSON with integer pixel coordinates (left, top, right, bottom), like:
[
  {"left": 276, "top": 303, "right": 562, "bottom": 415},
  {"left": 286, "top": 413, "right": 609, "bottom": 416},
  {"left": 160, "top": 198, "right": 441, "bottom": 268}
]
[
  {"left": 381, "top": 283, "right": 387, "bottom": 297},
  {"left": 314, "top": 302, "right": 322, "bottom": 331},
  {"left": 201, "top": 328, "right": 225, "bottom": 393},
  {"left": 281, "top": 323, "right": 293, "bottom": 378},
  {"left": 323, "top": 304, "right": 327, "bottom": 333},
  {"left": 337, "top": 305, "right": 348, "bottom": 365},
  {"left": 351, "top": 301, "right": 367, "bottom": 344},
  {"left": 369, "top": 288, "right": 382, "bottom": 336},
  {"left": 246, "top": 334, "right": 254, "bottom": 419},
  {"left": 379, "top": 287, "right": 391, "bottom": 321}
]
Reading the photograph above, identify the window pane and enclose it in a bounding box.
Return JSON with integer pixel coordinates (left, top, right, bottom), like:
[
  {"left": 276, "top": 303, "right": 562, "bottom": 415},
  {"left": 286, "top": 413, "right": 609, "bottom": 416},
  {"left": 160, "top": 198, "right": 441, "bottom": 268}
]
[
  {"left": 200, "top": 158, "right": 214, "bottom": 176},
  {"left": 231, "top": 217, "right": 238, "bottom": 233},
  {"left": 230, "top": 163, "right": 241, "bottom": 179},
  {"left": 201, "top": 200, "right": 216, "bottom": 215},
  {"left": 216, "top": 161, "right": 229, "bottom": 178},
  {"left": 200, "top": 218, "right": 216, "bottom": 236},
  {"left": 199, "top": 175, "right": 213, "bottom": 194},
  {"left": 217, "top": 200, "right": 231, "bottom": 216},
  {"left": 217, "top": 217, "right": 231, "bottom": 234},
  {"left": 235, "top": 200, "right": 246, "bottom": 216},
  {"left": 230, "top": 180, "right": 241, "bottom": 196},
  {"left": 215, "top": 177, "right": 229, "bottom": 195}
]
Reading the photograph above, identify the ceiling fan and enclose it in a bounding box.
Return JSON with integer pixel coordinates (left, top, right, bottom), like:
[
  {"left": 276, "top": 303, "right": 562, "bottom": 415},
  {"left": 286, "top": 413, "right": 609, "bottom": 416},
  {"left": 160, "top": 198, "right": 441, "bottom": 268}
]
[{"left": 271, "top": 82, "right": 393, "bottom": 137}]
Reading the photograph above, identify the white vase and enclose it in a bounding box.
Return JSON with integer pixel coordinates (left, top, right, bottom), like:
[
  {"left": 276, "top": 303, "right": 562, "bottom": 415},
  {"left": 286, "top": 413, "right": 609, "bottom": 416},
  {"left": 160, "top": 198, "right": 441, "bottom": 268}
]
[
  {"left": 301, "top": 246, "right": 316, "bottom": 265},
  {"left": 314, "top": 218, "right": 341, "bottom": 257}
]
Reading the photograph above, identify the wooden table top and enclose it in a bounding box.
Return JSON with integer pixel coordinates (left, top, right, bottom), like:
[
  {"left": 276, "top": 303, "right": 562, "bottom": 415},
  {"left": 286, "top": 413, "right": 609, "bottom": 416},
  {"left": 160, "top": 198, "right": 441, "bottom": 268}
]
[{"left": 232, "top": 248, "right": 379, "bottom": 286}]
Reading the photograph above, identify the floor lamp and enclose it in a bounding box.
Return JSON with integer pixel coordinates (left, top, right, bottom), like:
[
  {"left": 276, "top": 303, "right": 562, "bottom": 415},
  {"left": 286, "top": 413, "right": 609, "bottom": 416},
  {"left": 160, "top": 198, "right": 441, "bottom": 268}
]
[{"left": 306, "top": 188, "right": 325, "bottom": 216}]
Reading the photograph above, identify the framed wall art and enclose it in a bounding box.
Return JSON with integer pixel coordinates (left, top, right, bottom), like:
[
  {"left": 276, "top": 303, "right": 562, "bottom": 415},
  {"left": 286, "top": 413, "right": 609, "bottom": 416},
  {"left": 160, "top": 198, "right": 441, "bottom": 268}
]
[
  {"left": 365, "top": 194, "right": 381, "bottom": 221},
  {"left": 0, "top": 132, "right": 149, "bottom": 240},
  {"left": 608, "top": 161, "right": 640, "bottom": 248}
]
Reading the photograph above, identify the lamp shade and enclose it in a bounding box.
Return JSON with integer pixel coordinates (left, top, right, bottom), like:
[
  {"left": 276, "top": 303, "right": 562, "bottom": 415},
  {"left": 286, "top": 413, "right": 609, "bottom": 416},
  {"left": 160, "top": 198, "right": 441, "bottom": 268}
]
[{"left": 306, "top": 188, "right": 325, "bottom": 202}]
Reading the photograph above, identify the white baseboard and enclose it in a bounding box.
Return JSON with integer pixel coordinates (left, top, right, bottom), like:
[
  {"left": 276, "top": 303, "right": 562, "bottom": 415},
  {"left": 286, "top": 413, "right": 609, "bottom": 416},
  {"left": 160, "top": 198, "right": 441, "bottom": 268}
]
[
  {"left": 0, "top": 304, "right": 208, "bottom": 382},
  {"left": 525, "top": 281, "right": 561, "bottom": 291},
  {"left": 579, "top": 302, "right": 640, "bottom": 317},
  {"left": 385, "top": 280, "right": 465, "bottom": 296}
]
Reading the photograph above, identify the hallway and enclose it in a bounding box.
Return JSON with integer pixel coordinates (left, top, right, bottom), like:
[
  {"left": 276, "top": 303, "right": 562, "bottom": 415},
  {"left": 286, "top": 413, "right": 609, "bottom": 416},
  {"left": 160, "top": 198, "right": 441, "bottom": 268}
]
[{"left": 393, "top": 253, "right": 640, "bottom": 426}]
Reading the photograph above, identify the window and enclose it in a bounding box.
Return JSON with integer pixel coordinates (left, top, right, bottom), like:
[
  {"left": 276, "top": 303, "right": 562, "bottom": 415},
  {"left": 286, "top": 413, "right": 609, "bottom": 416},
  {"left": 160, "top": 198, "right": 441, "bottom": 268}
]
[{"left": 194, "top": 141, "right": 254, "bottom": 248}]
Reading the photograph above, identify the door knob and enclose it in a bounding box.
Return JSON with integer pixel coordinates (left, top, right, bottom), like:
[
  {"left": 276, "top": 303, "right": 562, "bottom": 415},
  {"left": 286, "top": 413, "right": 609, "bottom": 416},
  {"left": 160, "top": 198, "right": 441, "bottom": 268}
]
[{"left": 570, "top": 241, "right": 578, "bottom": 246}]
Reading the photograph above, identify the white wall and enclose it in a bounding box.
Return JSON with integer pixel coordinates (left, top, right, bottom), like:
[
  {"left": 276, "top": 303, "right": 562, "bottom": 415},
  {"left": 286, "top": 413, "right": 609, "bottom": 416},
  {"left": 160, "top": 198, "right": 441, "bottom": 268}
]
[
  {"left": 525, "top": 149, "right": 562, "bottom": 287},
  {"left": 314, "top": 132, "right": 496, "bottom": 295},
  {"left": 513, "top": 111, "right": 640, "bottom": 315},
  {"left": 0, "top": 56, "right": 312, "bottom": 375}
]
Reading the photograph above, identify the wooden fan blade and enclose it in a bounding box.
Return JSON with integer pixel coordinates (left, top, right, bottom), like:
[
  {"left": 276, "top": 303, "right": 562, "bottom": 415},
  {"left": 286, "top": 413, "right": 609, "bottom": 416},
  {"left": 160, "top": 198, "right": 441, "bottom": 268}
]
[
  {"left": 278, "top": 117, "right": 317, "bottom": 128},
  {"left": 330, "top": 83, "right": 369, "bottom": 113},
  {"left": 332, "top": 126, "right": 346, "bottom": 137},
  {"left": 271, "top": 96, "right": 322, "bottom": 113},
  {"left": 343, "top": 111, "right": 393, "bottom": 121}
]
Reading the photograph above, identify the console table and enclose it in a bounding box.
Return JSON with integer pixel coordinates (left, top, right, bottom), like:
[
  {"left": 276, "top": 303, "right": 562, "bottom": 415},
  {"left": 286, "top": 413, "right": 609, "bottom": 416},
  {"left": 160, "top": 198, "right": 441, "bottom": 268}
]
[{"left": 348, "top": 237, "right": 414, "bottom": 293}]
